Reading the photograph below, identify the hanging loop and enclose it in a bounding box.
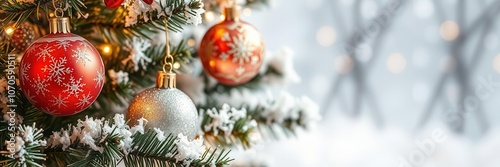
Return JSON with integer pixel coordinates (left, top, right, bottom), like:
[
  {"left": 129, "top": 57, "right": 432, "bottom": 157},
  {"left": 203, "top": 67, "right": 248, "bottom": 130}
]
[{"left": 54, "top": 8, "right": 64, "bottom": 17}]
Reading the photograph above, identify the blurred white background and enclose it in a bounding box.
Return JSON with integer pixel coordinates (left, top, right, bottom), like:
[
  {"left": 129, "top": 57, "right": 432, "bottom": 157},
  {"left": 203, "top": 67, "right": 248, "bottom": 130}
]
[{"left": 230, "top": 0, "right": 500, "bottom": 166}]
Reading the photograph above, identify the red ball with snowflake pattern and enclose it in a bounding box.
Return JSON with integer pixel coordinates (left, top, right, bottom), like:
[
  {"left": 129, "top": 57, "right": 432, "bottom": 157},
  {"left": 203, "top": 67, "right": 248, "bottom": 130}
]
[
  {"left": 19, "top": 32, "right": 105, "bottom": 116},
  {"left": 198, "top": 7, "right": 265, "bottom": 85}
]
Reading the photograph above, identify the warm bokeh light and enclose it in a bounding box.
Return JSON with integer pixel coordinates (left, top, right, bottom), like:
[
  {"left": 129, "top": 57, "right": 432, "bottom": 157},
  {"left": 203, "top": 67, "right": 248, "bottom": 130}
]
[
  {"left": 204, "top": 11, "right": 215, "bottom": 22},
  {"left": 173, "top": 62, "right": 180, "bottom": 69},
  {"left": 187, "top": 39, "right": 196, "bottom": 47},
  {"left": 493, "top": 54, "right": 500, "bottom": 73},
  {"left": 5, "top": 27, "right": 14, "bottom": 35},
  {"left": 440, "top": 20, "right": 460, "bottom": 41},
  {"left": 334, "top": 55, "right": 353, "bottom": 74},
  {"left": 103, "top": 46, "right": 111, "bottom": 53},
  {"left": 101, "top": 44, "right": 113, "bottom": 56},
  {"left": 243, "top": 8, "right": 252, "bottom": 16},
  {"left": 316, "top": 26, "right": 336, "bottom": 47},
  {"left": 387, "top": 53, "right": 406, "bottom": 74}
]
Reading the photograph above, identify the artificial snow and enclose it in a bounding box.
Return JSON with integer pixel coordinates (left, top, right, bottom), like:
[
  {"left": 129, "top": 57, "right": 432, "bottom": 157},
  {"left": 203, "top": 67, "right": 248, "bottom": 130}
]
[
  {"left": 202, "top": 104, "right": 250, "bottom": 136},
  {"left": 122, "top": 38, "right": 152, "bottom": 71},
  {"left": 174, "top": 133, "right": 205, "bottom": 162}
]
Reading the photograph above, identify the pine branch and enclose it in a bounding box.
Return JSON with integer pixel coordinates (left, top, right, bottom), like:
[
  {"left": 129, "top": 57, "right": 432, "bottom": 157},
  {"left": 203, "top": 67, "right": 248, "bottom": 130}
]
[
  {"left": 200, "top": 105, "right": 257, "bottom": 148},
  {"left": 36, "top": 114, "right": 234, "bottom": 167},
  {"left": 0, "top": 124, "right": 47, "bottom": 167},
  {"left": 72, "top": 0, "right": 204, "bottom": 45}
]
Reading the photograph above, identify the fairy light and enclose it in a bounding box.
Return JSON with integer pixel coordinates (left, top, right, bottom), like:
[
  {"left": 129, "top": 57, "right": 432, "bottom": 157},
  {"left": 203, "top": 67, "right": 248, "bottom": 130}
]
[
  {"left": 334, "top": 55, "right": 353, "bottom": 74},
  {"left": 101, "top": 44, "right": 113, "bottom": 56},
  {"left": 205, "top": 11, "right": 215, "bottom": 23},
  {"left": 103, "top": 46, "right": 111, "bottom": 53},
  {"left": 387, "top": 53, "right": 406, "bottom": 74},
  {"left": 5, "top": 27, "right": 14, "bottom": 35},
  {"left": 493, "top": 54, "right": 500, "bottom": 73},
  {"left": 243, "top": 8, "right": 252, "bottom": 16},
  {"left": 440, "top": 20, "right": 460, "bottom": 41},
  {"left": 187, "top": 39, "right": 196, "bottom": 47},
  {"left": 173, "top": 62, "right": 180, "bottom": 69},
  {"left": 316, "top": 26, "right": 336, "bottom": 47}
]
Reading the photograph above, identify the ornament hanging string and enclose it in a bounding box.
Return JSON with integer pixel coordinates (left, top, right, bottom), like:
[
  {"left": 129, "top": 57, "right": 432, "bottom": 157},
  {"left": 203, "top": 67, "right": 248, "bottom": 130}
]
[
  {"left": 52, "top": 0, "right": 69, "bottom": 13},
  {"left": 163, "top": 18, "right": 174, "bottom": 73}
]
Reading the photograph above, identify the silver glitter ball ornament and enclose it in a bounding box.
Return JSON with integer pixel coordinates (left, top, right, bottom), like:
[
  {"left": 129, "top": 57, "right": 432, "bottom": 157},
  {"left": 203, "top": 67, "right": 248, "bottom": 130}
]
[{"left": 127, "top": 72, "right": 198, "bottom": 139}]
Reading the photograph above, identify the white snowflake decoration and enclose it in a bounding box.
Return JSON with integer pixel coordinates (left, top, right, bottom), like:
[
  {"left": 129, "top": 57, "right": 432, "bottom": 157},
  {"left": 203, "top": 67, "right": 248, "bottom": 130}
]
[
  {"left": 93, "top": 67, "right": 105, "bottom": 88},
  {"left": 55, "top": 40, "right": 71, "bottom": 51},
  {"left": 63, "top": 76, "right": 86, "bottom": 98},
  {"left": 50, "top": 94, "right": 69, "bottom": 108},
  {"left": 31, "top": 74, "right": 50, "bottom": 96},
  {"left": 236, "top": 66, "right": 245, "bottom": 76},
  {"left": 72, "top": 44, "right": 92, "bottom": 66},
  {"left": 227, "top": 34, "right": 257, "bottom": 65},
  {"left": 43, "top": 56, "right": 73, "bottom": 84},
  {"left": 75, "top": 92, "right": 93, "bottom": 109},
  {"left": 20, "top": 62, "right": 31, "bottom": 84},
  {"left": 37, "top": 44, "right": 54, "bottom": 62}
]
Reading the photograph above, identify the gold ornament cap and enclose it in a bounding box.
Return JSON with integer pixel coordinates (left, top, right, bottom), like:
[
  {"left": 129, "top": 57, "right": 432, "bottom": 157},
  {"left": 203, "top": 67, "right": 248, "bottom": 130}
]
[
  {"left": 223, "top": 6, "right": 240, "bottom": 21},
  {"left": 50, "top": 17, "right": 71, "bottom": 34},
  {"left": 156, "top": 71, "right": 176, "bottom": 89}
]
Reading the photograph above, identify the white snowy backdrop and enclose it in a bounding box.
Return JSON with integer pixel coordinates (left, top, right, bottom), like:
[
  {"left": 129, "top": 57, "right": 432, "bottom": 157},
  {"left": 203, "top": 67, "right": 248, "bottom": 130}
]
[{"left": 229, "top": 0, "right": 500, "bottom": 166}]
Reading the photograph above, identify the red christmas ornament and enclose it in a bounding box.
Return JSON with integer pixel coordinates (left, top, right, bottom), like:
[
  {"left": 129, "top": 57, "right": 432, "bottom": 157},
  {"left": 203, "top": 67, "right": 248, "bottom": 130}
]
[
  {"left": 141, "top": 0, "right": 153, "bottom": 5},
  {"left": 198, "top": 6, "right": 264, "bottom": 85},
  {"left": 19, "top": 17, "right": 105, "bottom": 116},
  {"left": 104, "top": 0, "right": 123, "bottom": 8}
]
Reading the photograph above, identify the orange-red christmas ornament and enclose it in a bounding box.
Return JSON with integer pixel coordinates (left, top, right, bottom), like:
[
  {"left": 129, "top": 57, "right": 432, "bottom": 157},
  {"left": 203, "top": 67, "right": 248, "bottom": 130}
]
[
  {"left": 198, "top": 6, "right": 265, "bottom": 85},
  {"left": 19, "top": 16, "right": 105, "bottom": 116}
]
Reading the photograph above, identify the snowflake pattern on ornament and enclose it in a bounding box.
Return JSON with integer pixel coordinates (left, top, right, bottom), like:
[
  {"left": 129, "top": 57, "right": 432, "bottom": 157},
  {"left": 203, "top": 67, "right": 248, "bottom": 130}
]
[
  {"left": 32, "top": 74, "right": 50, "bottom": 96},
  {"left": 42, "top": 107, "right": 60, "bottom": 115},
  {"left": 50, "top": 94, "right": 69, "bottom": 108},
  {"left": 219, "top": 52, "right": 229, "bottom": 61},
  {"left": 20, "top": 62, "right": 31, "bottom": 84},
  {"left": 63, "top": 76, "right": 86, "bottom": 98},
  {"left": 43, "top": 56, "right": 73, "bottom": 84},
  {"left": 24, "top": 90, "right": 37, "bottom": 103},
  {"left": 37, "top": 44, "right": 55, "bottom": 62},
  {"left": 236, "top": 66, "right": 245, "bottom": 76},
  {"left": 76, "top": 92, "right": 93, "bottom": 109},
  {"left": 227, "top": 34, "right": 257, "bottom": 65},
  {"left": 72, "top": 44, "right": 92, "bottom": 66},
  {"left": 25, "top": 45, "right": 38, "bottom": 57},
  {"left": 93, "top": 67, "right": 105, "bottom": 88},
  {"left": 55, "top": 40, "right": 71, "bottom": 51}
]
